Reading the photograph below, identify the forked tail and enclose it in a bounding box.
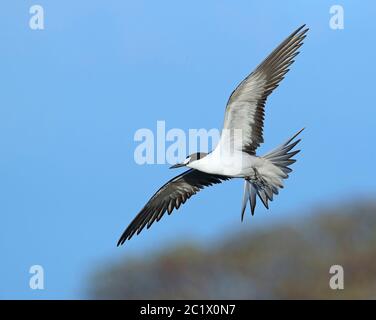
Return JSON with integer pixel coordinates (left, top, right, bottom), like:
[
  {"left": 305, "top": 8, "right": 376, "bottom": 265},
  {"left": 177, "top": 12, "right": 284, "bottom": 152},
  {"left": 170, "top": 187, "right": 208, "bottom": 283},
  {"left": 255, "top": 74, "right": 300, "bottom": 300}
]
[{"left": 241, "top": 128, "right": 304, "bottom": 220}]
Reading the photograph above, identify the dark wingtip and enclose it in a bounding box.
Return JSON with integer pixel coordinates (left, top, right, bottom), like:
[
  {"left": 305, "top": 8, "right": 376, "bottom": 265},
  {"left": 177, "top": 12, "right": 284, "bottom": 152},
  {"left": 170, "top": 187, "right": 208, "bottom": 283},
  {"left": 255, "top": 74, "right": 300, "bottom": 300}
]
[
  {"left": 116, "top": 237, "right": 124, "bottom": 247},
  {"left": 293, "top": 24, "right": 309, "bottom": 37},
  {"left": 117, "top": 232, "right": 129, "bottom": 247},
  {"left": 299, "top": 24, "right": 309, "bottom": 32},
  {"left": 298, "top": 24, "right": 306, "bottom": 31}
]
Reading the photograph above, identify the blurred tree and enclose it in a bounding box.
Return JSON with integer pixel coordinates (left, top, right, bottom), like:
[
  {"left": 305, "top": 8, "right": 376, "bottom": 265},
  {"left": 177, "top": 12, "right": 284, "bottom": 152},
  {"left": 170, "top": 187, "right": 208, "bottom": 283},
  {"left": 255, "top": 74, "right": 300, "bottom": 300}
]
[{"left": 89, "top": 201, "right": 376, "bottom": 299}]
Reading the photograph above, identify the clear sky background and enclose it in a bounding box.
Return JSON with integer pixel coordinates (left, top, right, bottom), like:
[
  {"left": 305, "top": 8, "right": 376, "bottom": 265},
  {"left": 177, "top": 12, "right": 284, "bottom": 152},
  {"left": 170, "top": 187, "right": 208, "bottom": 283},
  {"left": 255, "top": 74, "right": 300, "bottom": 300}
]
[{"left": 1, "top": 1, "right": 375, "bottom": 299}]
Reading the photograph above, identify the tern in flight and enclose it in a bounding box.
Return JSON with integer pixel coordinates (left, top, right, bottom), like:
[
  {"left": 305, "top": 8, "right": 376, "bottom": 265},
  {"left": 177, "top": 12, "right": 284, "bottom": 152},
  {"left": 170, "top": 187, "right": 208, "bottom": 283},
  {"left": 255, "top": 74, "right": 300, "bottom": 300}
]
[{"left": 118, "top": 25, "right": 308, "bottom": 246}]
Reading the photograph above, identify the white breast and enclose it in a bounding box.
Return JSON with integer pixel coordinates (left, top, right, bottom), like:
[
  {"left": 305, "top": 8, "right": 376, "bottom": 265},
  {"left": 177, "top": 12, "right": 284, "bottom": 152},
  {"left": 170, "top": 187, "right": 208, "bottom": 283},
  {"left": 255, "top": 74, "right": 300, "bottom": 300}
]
[{"left": 187, "top": 146, "right": 259, "bottom": 177}]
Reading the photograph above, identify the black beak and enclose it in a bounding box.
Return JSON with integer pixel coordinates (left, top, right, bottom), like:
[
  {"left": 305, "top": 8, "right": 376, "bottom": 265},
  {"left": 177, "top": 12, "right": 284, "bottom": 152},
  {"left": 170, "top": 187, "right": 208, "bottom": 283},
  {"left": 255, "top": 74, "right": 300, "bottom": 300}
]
[{"left": 169, "top": 162, "right": 185, "bottom": 169}]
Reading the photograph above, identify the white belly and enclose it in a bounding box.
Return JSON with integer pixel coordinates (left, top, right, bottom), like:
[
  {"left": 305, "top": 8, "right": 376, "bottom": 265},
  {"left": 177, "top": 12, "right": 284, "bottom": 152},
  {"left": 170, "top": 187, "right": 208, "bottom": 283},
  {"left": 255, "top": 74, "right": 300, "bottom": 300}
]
[{"left": 187, "top": 148, "right": 261, "bottom": 177}]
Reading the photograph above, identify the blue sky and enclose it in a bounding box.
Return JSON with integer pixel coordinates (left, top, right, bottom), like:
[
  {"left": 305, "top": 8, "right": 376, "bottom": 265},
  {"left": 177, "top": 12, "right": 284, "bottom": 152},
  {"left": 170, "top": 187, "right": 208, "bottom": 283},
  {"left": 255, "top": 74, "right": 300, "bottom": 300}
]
[{"left": 1, "top": 1, "right": 375, "bottom": 299}]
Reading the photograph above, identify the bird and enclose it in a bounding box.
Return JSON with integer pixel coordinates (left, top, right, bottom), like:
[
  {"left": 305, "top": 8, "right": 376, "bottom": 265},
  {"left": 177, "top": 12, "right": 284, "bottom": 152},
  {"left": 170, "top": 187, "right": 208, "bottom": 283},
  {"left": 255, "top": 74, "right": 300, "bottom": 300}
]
[{"left": 117, "top": 24, "right": 308, "bottom": 246}]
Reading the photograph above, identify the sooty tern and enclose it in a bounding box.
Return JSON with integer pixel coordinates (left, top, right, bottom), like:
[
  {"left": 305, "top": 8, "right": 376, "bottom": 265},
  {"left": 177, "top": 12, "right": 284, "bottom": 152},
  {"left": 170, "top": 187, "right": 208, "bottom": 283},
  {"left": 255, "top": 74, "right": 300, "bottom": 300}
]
[{"left": 118, "top": 25, "right": 308, "bottom": 246}]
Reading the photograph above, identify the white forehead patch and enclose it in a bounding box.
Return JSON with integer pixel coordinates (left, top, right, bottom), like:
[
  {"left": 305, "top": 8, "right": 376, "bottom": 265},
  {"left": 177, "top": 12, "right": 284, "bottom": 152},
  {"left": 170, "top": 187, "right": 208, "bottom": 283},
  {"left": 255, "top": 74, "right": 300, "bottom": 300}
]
[{"left": 183, "top": 157, "right": 191, "bottom": 165}]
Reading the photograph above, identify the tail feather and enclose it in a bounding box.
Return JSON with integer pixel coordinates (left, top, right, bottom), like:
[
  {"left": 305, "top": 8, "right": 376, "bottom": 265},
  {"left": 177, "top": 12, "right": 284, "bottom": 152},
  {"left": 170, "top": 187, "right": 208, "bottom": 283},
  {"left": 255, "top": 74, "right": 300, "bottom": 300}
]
[
  {"left": 240, "top": 128, "right": 304, "bottom": 219},
  {"left": 250, "top": 186, "right": 256, "bottom": 215},
  {"left": 241, "top": 181, "right": 250, "bottom": 221},
  {"left": 241, "top": 180, "right": 258, "bottom": 221}
]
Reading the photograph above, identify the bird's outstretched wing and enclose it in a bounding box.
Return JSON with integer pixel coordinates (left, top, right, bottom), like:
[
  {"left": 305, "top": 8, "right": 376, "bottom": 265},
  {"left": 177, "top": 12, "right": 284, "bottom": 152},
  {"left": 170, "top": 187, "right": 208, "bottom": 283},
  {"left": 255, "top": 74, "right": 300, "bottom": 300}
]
[
  {"left": 117, "top": 169, "right": 230, "bottom": 245},
  {"left": 218, "top": 25, "right": 308, "bottom": 155}
]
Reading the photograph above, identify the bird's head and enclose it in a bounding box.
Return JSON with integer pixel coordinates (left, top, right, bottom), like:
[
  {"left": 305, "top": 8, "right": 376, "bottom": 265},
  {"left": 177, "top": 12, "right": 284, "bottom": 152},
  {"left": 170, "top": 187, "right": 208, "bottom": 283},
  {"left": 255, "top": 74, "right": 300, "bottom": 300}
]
[{"left": 169, "top": 152, "right": 208, "bottom": 169}]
